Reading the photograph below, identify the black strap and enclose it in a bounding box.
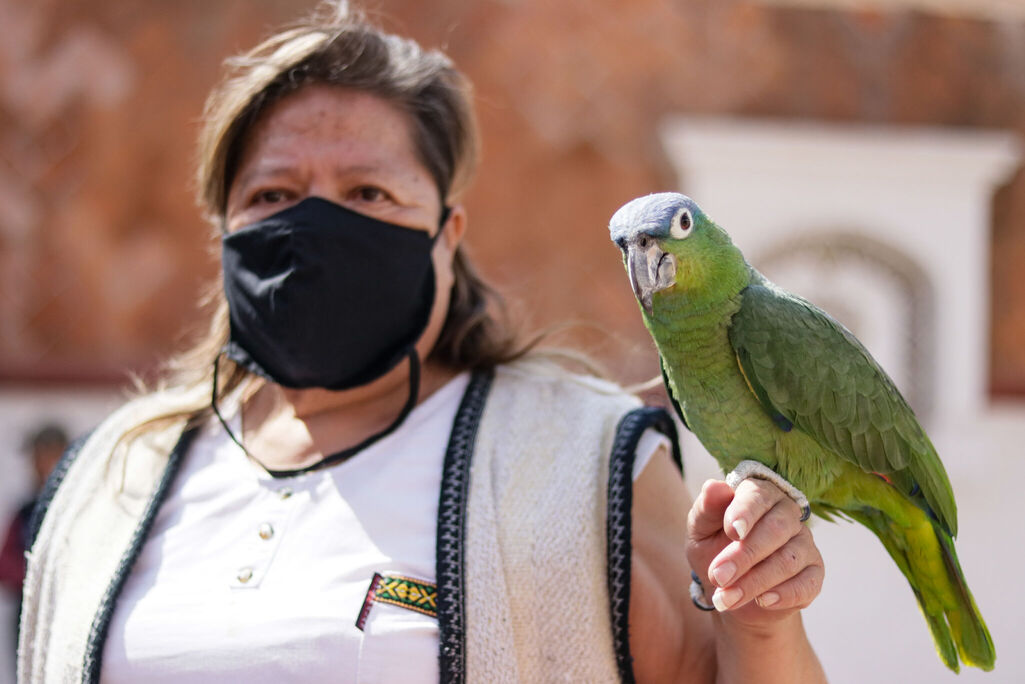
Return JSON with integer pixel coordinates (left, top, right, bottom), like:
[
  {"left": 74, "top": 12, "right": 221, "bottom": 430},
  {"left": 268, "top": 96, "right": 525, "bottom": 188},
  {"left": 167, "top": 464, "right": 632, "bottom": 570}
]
[
  {"left": 26, "top": 430, "right": 92, "bottom": 552},
  {"left": 211, "top": 350, "right": 423, "bottom": 477},
  {"left": 435, "top": 368, "right": 493, "bottom": 684},
  {"left": 433, "top": 206, "right": 451, "bottom": 244},
  {"left": 606, "top": 406, "right": 682, "bottom": 684}
]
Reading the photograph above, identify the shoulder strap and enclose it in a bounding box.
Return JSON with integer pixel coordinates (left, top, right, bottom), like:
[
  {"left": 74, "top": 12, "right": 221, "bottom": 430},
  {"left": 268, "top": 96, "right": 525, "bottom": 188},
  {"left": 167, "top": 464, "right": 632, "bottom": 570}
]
[
  {"left": 436, "top": 368, "right": 494, "bottom": 684},
  {"left": 26, "top": 430, "right": 93, "bottom": 552},
  {"left": 82, "top": 426, "right": 199, "bottom": 683},
  {"left": 606, "top": 406, "right": 681, "bottom": 684}
]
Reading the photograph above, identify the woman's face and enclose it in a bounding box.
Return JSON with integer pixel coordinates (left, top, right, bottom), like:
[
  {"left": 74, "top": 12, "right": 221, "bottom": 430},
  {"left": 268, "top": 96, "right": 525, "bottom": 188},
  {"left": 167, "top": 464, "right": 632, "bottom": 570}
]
[{"left": 225, "top": 85, "right": 465, "bottom": 369}]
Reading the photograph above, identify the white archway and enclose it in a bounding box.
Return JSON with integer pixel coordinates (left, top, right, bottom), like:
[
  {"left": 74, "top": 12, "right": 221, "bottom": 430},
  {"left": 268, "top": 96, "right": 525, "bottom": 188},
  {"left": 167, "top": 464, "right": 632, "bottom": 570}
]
[
  {"left": 660, "top": 116, "right": 1021, "bottom": 423},
  {"left": 756, "top": 230, "right": 934, "bottom": 420}
]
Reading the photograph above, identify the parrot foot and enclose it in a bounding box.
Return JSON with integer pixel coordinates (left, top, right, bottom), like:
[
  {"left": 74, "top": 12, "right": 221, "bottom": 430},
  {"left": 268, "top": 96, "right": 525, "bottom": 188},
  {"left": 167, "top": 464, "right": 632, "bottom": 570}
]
[
  {"left": 725, "top": 460, "right": 811, "bottom": 522},
  {"left": 689, "top": 571, "right": 715, "bottom": 611}
]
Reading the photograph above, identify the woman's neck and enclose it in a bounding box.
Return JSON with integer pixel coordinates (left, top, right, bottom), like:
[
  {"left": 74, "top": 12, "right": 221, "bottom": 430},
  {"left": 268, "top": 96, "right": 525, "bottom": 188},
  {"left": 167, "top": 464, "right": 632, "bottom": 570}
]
[{"left": 239, "top": 358, "right": 461, "bottom": 472}]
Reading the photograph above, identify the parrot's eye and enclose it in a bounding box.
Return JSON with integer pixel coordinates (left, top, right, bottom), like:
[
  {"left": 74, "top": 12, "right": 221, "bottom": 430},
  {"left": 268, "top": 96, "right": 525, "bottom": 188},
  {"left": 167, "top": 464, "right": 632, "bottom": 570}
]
[{"left": 669, "top": 208, "right": 693, "bottom": 239}]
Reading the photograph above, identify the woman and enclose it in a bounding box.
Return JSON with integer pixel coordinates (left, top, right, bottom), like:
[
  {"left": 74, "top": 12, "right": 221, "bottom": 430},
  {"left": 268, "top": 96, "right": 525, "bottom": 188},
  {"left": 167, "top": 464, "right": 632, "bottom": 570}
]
[{"left": 20, "top": 4, "right": 826, "bottom": 682}]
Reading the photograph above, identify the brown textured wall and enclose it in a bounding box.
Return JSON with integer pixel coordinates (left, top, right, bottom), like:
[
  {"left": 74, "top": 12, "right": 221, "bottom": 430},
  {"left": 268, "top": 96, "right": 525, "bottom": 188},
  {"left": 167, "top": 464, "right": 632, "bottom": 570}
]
[
  {"left": 0, "top": 0, "right": 301, "bottom": 382},
  {"left": 1, "top": 0, "right": 1023, "bottom": 393}
]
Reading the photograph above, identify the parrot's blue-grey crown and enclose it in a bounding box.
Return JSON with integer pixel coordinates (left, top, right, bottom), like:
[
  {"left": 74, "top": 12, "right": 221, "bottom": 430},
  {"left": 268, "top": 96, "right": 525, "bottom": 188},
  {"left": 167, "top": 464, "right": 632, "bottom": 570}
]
[
  {"left": 608, "top": 192, "right": 697, "bottom": 244},
  {"left": 610, "top": 192, "right": 698, "bottom": 315}
]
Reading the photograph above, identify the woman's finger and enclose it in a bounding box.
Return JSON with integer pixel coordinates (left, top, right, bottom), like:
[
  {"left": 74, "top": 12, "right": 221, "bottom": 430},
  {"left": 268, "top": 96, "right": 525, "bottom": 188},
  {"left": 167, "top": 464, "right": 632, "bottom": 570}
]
[
  {"left": 753, "top": 561, "right": 825, "bottom": 611},
  {"left": 710, "top": 526, "right": 821, "bottom": 611},
  {"left": 723, "top": 477, "right": 799, "bottom": 542},
  {"left": 708, "top": 496, "right": 806, "bottom": 589},
  {"left": 687, "top": 479, "right": 736, "bottom": 541}
]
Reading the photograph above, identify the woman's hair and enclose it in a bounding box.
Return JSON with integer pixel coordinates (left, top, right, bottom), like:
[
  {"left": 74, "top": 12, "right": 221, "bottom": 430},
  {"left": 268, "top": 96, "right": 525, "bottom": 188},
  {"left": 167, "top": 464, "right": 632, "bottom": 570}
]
[{"left": 158, "top": 1, "right": 533, "bottom": 411}]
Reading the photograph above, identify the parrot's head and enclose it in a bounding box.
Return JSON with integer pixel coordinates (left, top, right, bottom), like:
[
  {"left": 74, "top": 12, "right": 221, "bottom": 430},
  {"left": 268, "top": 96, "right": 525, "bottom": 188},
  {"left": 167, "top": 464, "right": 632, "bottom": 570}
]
[{"left": 609, "top": 192, "right": 747, "bottom": 317}]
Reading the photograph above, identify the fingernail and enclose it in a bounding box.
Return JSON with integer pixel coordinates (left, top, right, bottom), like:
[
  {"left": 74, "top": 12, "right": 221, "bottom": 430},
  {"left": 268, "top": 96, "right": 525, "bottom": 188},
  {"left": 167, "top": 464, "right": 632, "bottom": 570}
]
[
  {"left": 757, "top": 591, "right": 780, "bottom": 607},
  {"left": 712, "top": 586, "right": 743, "bottom": 612},
  {"left": 711, "top": 561, "right": 736, "bottom": 587},
  {"left": 732, "top": 519, "right": 749, "bottom": 540}
]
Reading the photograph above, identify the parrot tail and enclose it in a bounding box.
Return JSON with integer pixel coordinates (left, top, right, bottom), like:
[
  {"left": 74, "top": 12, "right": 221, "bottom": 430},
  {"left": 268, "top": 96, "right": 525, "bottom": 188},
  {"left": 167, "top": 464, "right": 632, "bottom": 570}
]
[
  {"left": 847, "top": 505, "right": 995, "bottom": 672},
  {"left": 936, "top": 527, "right": 995, "bottom": 672}
]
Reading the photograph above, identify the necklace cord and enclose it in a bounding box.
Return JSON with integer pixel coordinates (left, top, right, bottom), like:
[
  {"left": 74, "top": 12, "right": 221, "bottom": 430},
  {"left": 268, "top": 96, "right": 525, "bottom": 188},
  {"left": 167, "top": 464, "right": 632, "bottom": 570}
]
[
  {"left": 210, "top": 350, "right": 423, "bottom": 477},
  {"left": 211, "top": 352, "right": 249, "bottom": 456}
]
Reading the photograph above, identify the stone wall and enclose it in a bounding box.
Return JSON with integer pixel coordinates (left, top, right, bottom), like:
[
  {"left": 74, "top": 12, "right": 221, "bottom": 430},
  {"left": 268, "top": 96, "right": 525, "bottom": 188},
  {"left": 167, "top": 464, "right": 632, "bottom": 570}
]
[{"left": 1, "top": 0, "right": 1023, "bottom": 392}]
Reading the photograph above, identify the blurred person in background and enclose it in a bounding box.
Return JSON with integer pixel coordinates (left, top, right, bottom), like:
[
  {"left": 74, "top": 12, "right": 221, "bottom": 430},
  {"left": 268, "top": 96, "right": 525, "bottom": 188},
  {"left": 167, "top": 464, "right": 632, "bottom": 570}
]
[
  {"left": 17, "top": 3, "right": 827, "bottom": 682},
  {"left": 0, "top": 424, "right": 67, "bottom": 649}
]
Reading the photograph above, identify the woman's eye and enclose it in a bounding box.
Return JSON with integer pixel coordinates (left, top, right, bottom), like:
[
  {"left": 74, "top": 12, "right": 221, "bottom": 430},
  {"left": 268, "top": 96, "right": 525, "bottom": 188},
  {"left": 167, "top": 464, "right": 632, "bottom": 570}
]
[
  {"left": 351, "top": 186, "right": 391, "bottom": 203},
  {"left": 252, "top": 189, "right": 289, "bottom": 205}
]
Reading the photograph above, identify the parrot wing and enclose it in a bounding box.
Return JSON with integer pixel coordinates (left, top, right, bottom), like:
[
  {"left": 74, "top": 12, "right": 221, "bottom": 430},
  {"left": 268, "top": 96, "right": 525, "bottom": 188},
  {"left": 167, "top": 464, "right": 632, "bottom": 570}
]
[{"left": 729, "top": 282, "right": 958, "bottom": 537}]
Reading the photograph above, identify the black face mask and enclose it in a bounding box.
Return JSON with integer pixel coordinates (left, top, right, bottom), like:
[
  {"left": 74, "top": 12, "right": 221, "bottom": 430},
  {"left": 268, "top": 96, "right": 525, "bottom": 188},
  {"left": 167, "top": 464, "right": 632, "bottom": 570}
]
[
  {"left": 221, "top": 196, "right": 447, "bottom": 391},
  {"left": 212, "top": 196, "right": 450, "bottom": 477}
]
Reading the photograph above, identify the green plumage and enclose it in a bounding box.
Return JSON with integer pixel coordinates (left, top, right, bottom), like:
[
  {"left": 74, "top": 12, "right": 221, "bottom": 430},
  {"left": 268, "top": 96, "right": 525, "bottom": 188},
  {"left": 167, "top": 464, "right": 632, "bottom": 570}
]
[{"left": 610, "top": 192, "right": 994, "bottom": 672}]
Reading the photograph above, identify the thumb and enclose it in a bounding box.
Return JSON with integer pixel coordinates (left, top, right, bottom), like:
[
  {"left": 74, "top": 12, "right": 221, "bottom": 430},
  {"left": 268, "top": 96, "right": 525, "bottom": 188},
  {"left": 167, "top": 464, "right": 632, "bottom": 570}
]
[{"left": 687, "top": 479, "right": 735, "bottom": 541}]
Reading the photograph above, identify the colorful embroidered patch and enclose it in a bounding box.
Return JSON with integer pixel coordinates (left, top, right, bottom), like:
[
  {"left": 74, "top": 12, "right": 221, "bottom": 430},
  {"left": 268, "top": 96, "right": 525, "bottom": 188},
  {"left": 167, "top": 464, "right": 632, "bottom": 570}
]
[{"left": 356, "top": 573, "right": 438, "bottom": 630}]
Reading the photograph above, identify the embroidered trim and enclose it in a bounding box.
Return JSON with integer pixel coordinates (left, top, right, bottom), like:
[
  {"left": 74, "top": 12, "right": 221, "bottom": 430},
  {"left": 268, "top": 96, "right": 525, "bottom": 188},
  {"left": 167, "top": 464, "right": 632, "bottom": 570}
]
[
  {"left": 357, "top": 572, "right": 439, "bottom": 630},
  {"left": 376, "top": 574, "right": 438, "bottom": 615},
  {"left": 356, "top": 574, "right": 384, "bottom": 631},
  {"left": 607, "top": 406, "right": 681, "bottom": 684},
  {"left": 436, "top": 369, "right": 493, "bottom": 684}
]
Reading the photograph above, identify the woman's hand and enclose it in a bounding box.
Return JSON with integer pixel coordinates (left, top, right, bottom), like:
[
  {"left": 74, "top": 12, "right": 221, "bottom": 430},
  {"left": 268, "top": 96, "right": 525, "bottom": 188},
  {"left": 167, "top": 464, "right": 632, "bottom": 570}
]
[
  {"left": 631, "top": 449, "right": 828, "bottom": 683},
  {"left": 686, "top": 477, "right": 825, "bottom": 626}
]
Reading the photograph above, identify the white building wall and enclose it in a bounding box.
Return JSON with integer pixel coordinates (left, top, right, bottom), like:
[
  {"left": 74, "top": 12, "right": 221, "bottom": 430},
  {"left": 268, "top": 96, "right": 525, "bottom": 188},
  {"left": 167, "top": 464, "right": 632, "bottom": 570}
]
[{"left": 661, "top": 117, "right": 1024, "bottom": 683}]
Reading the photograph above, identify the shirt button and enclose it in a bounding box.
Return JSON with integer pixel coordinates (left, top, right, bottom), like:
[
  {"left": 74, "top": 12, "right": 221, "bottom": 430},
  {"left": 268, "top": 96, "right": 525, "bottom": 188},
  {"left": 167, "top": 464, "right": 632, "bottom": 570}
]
[
  {"left": 258, "top": 523, "right": 274, "bottom": 540},
  {"left": 279, "top": 487, "right": 293, "bottom": 500},
  {"left": 237, "top": 567, "right": 254, "bottom": 584}
]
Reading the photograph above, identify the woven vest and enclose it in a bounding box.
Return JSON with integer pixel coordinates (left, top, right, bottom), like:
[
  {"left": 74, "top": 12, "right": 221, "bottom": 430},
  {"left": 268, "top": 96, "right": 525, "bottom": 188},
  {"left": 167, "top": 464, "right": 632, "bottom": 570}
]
[{"left": 19, "top": 361, "right": 679, "bottom": 683}]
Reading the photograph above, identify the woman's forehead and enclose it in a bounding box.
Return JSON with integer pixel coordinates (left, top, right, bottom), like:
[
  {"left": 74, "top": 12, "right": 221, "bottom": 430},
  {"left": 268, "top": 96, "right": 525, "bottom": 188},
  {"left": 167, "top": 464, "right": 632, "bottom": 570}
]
[{"left": 235, "top": 86, "right": 423, "bottom": 175}]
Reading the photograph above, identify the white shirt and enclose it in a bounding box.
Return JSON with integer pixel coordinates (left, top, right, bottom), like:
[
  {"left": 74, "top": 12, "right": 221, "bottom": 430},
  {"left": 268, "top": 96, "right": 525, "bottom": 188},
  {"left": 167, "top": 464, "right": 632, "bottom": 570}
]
[{"left": 102, "top": 373, "right": 667, "bottom": 683}]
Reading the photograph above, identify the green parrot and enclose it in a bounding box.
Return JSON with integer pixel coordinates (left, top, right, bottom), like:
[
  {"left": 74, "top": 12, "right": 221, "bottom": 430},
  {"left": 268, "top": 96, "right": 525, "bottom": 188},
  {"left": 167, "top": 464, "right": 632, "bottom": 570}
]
[{"left": 609, "top": 192, "right": 994, "bottom": 673}]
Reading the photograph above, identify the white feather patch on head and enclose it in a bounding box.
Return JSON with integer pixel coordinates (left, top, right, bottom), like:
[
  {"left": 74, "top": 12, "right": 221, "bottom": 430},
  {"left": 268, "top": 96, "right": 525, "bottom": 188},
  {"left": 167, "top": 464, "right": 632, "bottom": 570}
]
[
  {"left": 608, "top": 192, "right": 694, "bottom": 243},
  {"left": 669, "top": 207, "right": 693, "bottom": 239}
]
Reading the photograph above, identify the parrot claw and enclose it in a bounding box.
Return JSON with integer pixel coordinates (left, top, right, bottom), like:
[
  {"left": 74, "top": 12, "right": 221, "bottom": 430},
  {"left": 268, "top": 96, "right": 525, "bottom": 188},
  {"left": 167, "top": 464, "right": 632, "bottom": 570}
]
[
  {"left": 725, "top": 460, "right": 811, "bottom": 522},
  {"left": 689, "top": 571, "right": 715, "bottom": 611}
]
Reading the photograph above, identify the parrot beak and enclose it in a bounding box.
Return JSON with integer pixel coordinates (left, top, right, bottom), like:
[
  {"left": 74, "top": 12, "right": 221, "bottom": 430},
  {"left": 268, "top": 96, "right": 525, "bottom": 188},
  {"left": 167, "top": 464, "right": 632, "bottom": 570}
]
[{"left": 626, "top": 237, "right": 676, "bottom": 315}]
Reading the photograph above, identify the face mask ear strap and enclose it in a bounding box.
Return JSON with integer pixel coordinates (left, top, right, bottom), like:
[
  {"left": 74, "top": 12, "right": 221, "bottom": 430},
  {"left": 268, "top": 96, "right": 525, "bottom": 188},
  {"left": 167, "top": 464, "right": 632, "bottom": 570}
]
[
  {"left": 211, "top": 349, "right": 251, "bottom": 459},
  {"left": 432, "top": 206, "right": 452, "bottom": 245}
]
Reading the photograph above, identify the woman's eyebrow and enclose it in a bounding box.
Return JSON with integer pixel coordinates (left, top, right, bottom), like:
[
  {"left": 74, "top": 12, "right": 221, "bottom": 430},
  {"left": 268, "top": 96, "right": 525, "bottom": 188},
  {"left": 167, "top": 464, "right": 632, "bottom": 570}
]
[
  {"left": 233, "top": 164, "right": 301, "bottom": 190},
  {"left": 332, "top": 162, "right": 394, "bottom": 178}
]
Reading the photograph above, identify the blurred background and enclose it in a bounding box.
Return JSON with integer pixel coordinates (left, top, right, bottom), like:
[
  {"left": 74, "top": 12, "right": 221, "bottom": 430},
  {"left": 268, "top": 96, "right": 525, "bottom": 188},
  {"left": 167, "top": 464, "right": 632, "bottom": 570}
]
[{"left": 1, "top": 0, "right": 1023, "bottom": 681}]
